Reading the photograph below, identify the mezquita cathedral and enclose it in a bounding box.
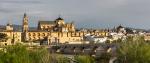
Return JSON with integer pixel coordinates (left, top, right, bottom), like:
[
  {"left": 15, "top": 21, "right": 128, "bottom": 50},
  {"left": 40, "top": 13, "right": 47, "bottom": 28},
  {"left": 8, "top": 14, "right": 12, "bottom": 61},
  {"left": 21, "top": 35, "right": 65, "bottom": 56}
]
[{"left": 0, "top": 13, "right": 108, "bottom": 46}]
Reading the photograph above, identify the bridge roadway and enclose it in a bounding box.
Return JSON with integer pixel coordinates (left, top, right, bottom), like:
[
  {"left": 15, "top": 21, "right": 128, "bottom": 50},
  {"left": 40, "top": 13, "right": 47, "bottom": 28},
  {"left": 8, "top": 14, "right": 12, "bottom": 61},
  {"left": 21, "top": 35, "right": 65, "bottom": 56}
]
[{"left": 49, "top": 43, "right": 117, "bottom": 57}]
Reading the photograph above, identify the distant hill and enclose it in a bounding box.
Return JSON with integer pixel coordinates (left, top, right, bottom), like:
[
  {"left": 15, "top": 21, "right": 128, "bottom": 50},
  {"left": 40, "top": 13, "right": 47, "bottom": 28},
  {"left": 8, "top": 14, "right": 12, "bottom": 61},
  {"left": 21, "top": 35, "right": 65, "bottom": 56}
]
[
  {"left": 0, "top": 25, "right": 37, "bottom": 32},
  {"left": 126, "top": 27, "right": 147, "bottom": 32},
  {"left": 0, "top": 24, "right": 148, "bottom": 32}
]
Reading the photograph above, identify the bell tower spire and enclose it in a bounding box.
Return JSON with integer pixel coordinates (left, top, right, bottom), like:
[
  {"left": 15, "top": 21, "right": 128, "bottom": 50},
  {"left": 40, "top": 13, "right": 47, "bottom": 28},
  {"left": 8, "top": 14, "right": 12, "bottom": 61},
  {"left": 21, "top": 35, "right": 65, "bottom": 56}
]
[{"left": 22, "top": 13, "right": 29, "bottom": 32}]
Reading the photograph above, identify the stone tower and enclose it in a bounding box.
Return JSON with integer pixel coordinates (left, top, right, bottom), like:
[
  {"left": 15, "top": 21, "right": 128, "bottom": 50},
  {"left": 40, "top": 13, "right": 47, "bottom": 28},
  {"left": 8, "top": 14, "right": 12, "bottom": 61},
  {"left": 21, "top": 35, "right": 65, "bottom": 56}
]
[
  {"left": 6, "top": 21, "right": 13, "bottom": 31},
  {"left": 22, "top": 13, "right": 29, "bottom": 32},
  {"left": 55, "top": 17, "right": 65, "bottom": 26}
]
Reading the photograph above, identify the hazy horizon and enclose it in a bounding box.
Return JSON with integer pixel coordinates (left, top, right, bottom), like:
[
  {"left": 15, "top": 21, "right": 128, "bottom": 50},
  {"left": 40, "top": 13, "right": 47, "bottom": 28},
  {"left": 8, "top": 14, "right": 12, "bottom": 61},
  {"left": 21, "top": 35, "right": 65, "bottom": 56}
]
[{"left": 0, "top": 0, "right": 150, "bottom": 29}]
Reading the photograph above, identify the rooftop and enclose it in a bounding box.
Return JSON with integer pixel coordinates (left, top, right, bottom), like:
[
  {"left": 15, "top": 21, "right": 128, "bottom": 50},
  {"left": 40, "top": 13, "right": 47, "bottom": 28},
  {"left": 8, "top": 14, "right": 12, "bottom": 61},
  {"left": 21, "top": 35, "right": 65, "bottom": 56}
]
[
  {"left": 38, "top": 21, "right": 56, "bottom": 25},
  {"left": 56, "top": 17, "right": 64, "bottom": 20}
]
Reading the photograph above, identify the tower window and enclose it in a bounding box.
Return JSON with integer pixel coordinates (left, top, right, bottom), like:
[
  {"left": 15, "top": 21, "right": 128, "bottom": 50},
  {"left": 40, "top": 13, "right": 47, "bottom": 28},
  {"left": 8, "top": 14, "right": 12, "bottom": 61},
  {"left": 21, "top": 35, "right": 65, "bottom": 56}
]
[{"left": 5, "top": 43, "right": 7, "bottom": 46}]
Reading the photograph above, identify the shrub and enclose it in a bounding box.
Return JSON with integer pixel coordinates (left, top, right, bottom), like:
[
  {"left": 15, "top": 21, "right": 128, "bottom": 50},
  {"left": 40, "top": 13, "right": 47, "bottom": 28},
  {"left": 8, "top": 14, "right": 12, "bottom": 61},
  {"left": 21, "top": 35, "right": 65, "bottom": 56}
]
[
  {"left": 74, "top": 55, "right": 95, "bottom": 63},
  {"left": 117, "top": 36, "right": 150, "bottom": 63}
]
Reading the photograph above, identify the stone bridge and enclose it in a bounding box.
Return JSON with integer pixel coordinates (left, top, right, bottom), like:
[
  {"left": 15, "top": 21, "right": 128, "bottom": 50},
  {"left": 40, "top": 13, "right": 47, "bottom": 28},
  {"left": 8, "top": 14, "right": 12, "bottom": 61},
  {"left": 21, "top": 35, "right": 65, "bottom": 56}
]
[{"left": 49, "top": 43, "right": 117, "bottom": 57}]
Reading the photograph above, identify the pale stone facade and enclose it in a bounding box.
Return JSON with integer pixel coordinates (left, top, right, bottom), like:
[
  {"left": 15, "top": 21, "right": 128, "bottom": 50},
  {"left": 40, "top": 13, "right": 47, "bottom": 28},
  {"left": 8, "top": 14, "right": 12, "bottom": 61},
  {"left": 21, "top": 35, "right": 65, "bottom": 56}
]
[
  {"left": 25, "top": 32, "right": 108, "bottom": 44},
  {"left": 38, "top": 17, "right": 75, "bottom": 32},
  {"left": 0, "top": 32, "right": 22, "bottom": 46},
  {"left": 6, "top": 23, "right": 13, "bottom": 31},
  {"left": 0, "top": 13, "right": 108, "bottom": 46}
]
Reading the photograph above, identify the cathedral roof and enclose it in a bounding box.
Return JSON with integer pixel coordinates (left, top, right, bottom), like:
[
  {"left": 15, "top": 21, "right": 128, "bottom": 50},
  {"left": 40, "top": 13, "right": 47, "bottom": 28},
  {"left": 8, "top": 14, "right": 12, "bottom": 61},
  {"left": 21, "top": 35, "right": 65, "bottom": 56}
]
[
  {"left": 38, "top": 21, "right": 56, "bottom": 25},
  {"left": 117, "top": 25, "right": 123, "bottom": 29},
  {"left": 7, "top": 23, "right": 13, "bottom": 27},
  {"left": 56, "top": 17, "right": 64, "bottom": 20},
  {"left": 28, "top": 30, "right": 49, "bottom": 32}
]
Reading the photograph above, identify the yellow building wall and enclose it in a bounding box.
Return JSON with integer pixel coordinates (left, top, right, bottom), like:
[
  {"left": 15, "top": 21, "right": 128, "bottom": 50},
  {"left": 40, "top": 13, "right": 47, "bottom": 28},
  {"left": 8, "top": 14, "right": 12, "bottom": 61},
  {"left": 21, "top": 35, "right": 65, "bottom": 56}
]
[
  {"left": 25, "top": 31, "right": 108, "bottom": 44},
  {"left": 0, "top": 32, "right": 22, "bottom": 46}
]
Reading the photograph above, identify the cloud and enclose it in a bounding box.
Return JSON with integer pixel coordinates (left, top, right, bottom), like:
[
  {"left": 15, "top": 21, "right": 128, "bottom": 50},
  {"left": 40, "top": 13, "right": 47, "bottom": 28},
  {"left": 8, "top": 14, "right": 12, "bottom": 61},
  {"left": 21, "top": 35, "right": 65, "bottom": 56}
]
[
  {"left": 0, "top": 0, "right": 150, "bottom": 29},
  {"left": 0, "top": 0, "right": 42, "bottom": 4}
]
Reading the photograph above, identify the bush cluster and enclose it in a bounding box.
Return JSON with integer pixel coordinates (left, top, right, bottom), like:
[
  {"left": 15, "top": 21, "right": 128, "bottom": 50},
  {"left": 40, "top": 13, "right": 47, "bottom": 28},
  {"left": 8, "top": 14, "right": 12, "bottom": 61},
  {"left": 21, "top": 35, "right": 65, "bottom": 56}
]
[{"left": 0, "top": 44, "right": 95, "bottom": 63}]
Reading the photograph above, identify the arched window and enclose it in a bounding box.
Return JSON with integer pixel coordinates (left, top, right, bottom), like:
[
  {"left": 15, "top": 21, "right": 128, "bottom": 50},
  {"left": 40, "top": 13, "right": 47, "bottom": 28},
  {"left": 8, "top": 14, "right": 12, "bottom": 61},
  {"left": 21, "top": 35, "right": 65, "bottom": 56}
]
[
  {"left": 29, "top": 37, "right": 32, "bottom": 41},
  {"left": 43, "top": 33, "right": 45, "bottom": 36},
  {"left": 38, "top": 33, "right": 40, "bottom": 36},
  {"left": 33, "top": 37, "right": 36, "bottom": 40},
  {"left": 33, "top": 33, "right": 36, "bottom": 36},
  {"left": 28, "top": 33, "right": 31, "bottom": 36}
]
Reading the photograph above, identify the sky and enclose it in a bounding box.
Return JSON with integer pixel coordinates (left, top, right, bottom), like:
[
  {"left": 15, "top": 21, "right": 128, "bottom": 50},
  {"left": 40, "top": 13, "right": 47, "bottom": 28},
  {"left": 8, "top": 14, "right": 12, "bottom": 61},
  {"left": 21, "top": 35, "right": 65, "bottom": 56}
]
[{"left": 0, "top": 0, "right": 150, "bottom": 29}]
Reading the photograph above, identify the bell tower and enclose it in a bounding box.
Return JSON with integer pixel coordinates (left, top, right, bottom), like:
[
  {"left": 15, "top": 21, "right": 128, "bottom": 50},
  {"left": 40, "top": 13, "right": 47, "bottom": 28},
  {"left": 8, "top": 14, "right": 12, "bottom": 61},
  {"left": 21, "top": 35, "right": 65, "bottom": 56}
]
[{"left": 22, "top": 13, "right": 29, "bottom": 32}]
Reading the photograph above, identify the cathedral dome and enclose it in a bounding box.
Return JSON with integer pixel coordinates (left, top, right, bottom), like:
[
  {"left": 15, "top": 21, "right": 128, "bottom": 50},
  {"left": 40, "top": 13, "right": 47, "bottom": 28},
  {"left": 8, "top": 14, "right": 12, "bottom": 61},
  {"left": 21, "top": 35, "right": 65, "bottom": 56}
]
[{"left": 56, "top": 17, "right": 64, "bottom": 20}]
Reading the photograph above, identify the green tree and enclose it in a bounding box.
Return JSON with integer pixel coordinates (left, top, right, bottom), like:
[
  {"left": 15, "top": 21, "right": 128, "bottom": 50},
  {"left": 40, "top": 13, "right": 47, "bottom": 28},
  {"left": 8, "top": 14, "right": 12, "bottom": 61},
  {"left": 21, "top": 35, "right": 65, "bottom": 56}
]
[
  {"left": 75, "top": 55, "right": 95, "bottom": 63},
  {"left": 117, "top": 36, "right": 150, "bottom": 63},
  {"left": 56, "top": 55, "right": 69, "bottom": 63},
  {"left": 0, "top": 44, "right": 97, "bottom": 63},
  {"left": 29, "top": 47, "right": 51, "bottom": 63},
  {"left": 0, "top": 44, "right": 30, "bottom": 63},
  {"left": 0, "top": 44, "right": 52, "bottom": 63}
]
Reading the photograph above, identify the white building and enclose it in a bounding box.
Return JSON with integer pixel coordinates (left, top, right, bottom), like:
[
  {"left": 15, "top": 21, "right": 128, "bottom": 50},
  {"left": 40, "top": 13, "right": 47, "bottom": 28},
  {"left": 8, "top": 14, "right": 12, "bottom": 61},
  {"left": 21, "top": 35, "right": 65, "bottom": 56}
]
[
  {"left": 84, "top": 34, "right": 107, "bottom": 43},
  {"left": 109, "top": 32, "right": 126, "bottom": 41}
]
